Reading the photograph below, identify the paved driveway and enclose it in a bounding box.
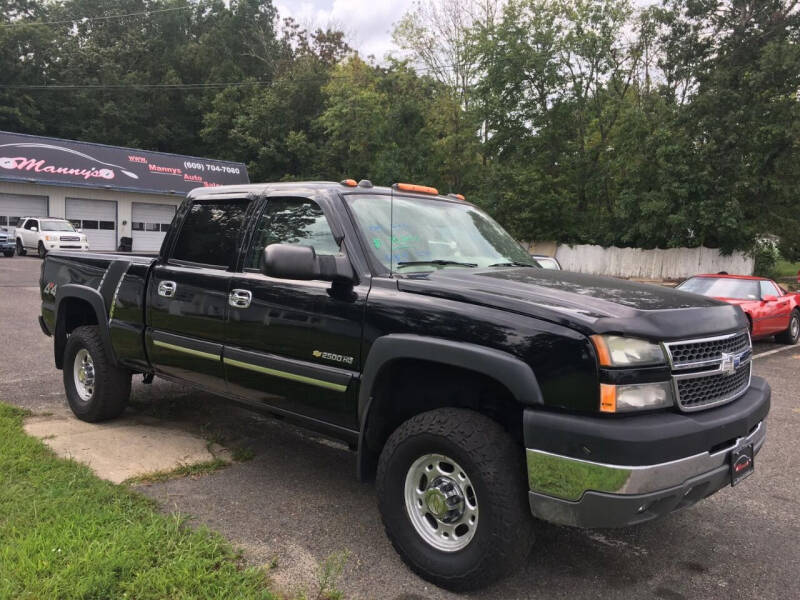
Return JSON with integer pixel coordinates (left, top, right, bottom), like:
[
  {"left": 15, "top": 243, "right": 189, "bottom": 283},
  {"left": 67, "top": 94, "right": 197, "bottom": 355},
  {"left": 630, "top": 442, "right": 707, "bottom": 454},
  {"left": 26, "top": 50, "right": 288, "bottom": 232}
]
[{"left": 2, "top": 255, "right": 798, "bottom": 599}]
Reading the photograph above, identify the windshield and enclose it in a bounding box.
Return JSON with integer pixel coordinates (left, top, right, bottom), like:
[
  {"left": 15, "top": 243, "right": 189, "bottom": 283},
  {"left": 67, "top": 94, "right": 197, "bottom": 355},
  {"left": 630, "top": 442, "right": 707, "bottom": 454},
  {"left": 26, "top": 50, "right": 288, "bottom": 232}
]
[
  {"left": 41, "top": 221, "right": 76, "bottom": 232},
  {"left": 346, "top": 194, "right": 535, "bottom": 272},
  {"left": 677, "top": 277, "right": 760, "bottom": 300}
]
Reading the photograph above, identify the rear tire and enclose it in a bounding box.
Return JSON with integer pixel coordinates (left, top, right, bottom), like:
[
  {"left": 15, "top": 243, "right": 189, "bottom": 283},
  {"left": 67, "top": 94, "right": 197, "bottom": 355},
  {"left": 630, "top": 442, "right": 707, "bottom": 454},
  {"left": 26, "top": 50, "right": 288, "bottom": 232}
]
[
  {"left": 376, "top": 408, "right": 533, "bottom": 591},
  {"left": 37, "top": 241, "right": 47, "bottom": 259},
  {"left": 63, "top": 325, "right": 131, "bottom": 422},
  {"left": 16, "top": 239, "right": 26, "bottom": 256},
  {"left": 776, "top": 309, "right": 800, "bottom": 345}
]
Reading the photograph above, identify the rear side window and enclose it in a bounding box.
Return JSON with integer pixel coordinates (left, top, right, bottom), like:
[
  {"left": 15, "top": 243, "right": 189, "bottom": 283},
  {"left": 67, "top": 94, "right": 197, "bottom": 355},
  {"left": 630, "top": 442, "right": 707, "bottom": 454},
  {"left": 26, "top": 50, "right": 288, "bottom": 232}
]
[
  {"left": 171, "top": 199, "right": 249, "bottom": 267},
  {"left": 245, "top": 197, "right": 340, "bottom": 269}
]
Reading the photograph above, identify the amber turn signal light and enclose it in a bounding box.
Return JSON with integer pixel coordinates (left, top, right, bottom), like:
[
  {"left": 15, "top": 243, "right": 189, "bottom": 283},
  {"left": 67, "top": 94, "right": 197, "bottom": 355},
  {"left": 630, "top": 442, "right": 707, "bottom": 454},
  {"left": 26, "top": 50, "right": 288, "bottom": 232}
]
[
  {"left": 590, "top": 334, "right": 612, "bottom": 367},
  {"left": 600, "top": 384, "right": 617, "bottom": 413}
]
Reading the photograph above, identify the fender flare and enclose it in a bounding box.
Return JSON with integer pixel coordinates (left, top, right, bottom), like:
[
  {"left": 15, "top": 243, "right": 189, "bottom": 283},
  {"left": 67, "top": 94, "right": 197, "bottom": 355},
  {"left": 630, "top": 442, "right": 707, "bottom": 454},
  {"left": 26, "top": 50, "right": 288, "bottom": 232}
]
[
  {"left": 356, "top": 334, "right": 543, "bottom": 480},
  {"left": 54, "top": 284, "right": 116, "bottom": 369}
]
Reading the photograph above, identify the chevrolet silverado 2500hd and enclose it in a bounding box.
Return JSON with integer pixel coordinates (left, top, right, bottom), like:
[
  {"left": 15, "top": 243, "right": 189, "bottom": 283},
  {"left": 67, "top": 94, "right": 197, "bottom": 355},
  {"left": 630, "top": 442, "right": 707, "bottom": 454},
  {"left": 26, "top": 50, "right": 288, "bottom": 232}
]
[{"left": 39, "top": 180, "right": 770, "bottom": 590}]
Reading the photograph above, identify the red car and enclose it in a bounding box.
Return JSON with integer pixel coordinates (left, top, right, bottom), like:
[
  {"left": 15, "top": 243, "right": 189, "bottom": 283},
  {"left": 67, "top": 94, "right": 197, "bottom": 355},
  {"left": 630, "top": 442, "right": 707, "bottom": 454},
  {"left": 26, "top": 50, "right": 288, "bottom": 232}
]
[{"left": 677, "top": 274, "right": 800, "bottom": 343}]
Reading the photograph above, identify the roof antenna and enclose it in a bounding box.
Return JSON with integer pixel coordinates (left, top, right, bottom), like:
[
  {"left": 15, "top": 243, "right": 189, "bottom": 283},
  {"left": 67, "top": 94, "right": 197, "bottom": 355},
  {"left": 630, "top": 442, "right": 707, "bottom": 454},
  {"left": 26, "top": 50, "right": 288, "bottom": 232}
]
[{"left": 390, "top": 184, "right": 395, "bottom": 274}]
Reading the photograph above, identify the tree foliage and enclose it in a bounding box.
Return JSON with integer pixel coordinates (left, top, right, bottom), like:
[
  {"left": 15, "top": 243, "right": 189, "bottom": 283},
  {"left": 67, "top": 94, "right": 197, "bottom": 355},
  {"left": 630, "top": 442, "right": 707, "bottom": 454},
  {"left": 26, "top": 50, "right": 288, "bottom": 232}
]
[{"left": 2, "top": 0, "right": 799, "bottom": 257}]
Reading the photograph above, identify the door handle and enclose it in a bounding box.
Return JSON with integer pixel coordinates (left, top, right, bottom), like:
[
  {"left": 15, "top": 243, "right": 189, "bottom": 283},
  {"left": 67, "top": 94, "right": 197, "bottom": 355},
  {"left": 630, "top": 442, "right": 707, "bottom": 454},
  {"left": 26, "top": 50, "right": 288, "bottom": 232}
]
[
  {"left": 157, "top": 281, "right": 177, "bottom": 298},
  {"left": 228, "top": 289, "right": 252, "bottom": 309}
]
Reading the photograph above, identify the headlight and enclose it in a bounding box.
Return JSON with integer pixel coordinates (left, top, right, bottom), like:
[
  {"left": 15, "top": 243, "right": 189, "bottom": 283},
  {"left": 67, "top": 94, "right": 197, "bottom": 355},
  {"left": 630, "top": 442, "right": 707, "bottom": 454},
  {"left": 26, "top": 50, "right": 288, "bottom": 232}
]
[
  {"left": 590, "top": 335, "right": 666, "bottom": 367},
  {"left": 44, "top": 234, "right": 58, "bottom": 241},
  {"left": 600, "top": 381, "right": 674, "bottom": 413}
]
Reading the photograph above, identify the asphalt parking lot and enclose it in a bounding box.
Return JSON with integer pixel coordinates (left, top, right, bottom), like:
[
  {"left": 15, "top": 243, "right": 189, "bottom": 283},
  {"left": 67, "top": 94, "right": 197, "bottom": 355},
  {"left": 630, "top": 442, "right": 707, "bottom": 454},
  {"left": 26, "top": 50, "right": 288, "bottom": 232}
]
[{"left": 1, "top": 254, "right": 799, "bottom": 600}]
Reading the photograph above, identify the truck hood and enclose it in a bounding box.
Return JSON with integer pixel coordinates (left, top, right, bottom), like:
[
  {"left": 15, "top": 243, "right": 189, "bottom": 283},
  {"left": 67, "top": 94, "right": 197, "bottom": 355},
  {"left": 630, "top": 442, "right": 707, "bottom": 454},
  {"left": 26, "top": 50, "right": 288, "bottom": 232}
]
[{"left": 397, "top": 267, "right": 749, "bottom": 340}]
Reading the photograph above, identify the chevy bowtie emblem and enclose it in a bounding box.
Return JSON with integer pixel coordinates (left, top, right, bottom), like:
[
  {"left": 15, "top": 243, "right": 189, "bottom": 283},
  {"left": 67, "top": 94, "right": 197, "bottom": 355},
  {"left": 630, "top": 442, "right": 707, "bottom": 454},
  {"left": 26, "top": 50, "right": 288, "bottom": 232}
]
[{"left": 719, "top": 351, "right": 749, "bottom": 376}]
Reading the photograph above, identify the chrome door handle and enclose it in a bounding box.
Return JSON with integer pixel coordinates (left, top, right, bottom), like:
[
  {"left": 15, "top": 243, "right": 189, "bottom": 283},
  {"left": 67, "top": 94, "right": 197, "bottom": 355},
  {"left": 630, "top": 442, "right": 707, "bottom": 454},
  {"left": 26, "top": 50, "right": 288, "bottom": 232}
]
[
  {"left": 228, "top": 289, "right": 252, "bottom": 309},
  {"left": 157, "top": 281, "right": 177, "bottom": 298}
]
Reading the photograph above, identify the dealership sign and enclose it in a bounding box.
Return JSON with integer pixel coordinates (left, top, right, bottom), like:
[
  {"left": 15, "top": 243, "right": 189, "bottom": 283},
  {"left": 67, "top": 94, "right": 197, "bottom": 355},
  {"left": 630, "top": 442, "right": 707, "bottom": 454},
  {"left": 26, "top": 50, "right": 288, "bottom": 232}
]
[{"left": 0, "top": 131, "right": 249, "bottom": 194}]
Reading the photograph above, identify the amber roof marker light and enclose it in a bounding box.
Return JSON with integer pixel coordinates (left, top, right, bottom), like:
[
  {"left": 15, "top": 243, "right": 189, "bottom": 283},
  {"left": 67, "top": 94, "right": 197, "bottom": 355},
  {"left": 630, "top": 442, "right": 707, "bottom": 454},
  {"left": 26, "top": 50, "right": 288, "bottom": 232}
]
[
  {"left": 392, "top": 182, "right": 439, "bottom": 195},
  {"left": 340, "top": 179, "right": 357, "bottom": 187}
]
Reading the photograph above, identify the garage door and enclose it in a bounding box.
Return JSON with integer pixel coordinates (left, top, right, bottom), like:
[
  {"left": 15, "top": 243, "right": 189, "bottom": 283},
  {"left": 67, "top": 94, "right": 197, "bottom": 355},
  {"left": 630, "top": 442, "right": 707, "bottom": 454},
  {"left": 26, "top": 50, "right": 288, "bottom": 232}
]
[
  {"left": 132, "top": 202, "right": 176, "bottom": 252},
  {"left": 0, "top": 192, "right": 48, "bottom": 227},
  {"left": 65, "top": 198, "right": 117, "bottom": 251}
]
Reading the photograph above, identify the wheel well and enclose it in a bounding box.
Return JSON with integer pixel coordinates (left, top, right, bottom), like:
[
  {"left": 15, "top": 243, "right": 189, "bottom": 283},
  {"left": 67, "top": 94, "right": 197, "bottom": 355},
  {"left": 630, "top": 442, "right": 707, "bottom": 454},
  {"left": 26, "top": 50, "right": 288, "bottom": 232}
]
[
  {"left": 359, "top": 359, "right": 524, "bottom": 481},
  {"left": 54, "top": 297, "right": 99, "bottom": 369}
]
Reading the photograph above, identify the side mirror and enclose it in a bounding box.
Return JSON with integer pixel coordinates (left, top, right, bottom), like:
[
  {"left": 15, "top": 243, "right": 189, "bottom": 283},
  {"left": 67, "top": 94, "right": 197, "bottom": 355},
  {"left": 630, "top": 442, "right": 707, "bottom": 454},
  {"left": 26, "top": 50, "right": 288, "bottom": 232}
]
[
  {"left": 261, "top": 244, "right": 355, "bottom": 283},
  {"left": 762, "top": 294, "right": 777, "bottom": 303},
  {"left": 30, "top": 227, "right": 38, "bottom": 232}
]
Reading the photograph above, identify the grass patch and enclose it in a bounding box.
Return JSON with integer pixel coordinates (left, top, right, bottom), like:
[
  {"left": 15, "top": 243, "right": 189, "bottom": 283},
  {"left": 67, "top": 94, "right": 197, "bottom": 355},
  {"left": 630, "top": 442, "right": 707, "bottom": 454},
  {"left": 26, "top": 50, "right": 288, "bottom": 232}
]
[
  {"left": 773, "top": 259, "right": 800, "bottom": 279},
  {"left": 123, "top": 458, "right": 231, "bottom": 485},
  {"left": 0, "top": 402, "right": 275, "bottom": 600}
]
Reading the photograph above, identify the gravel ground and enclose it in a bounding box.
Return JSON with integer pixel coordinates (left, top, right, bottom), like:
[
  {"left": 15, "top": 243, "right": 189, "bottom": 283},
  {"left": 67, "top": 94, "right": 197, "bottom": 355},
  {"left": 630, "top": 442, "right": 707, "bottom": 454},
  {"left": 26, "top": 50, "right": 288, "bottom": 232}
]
[{"left": 2, "top": 255, "right": 798, "bottom": 600}]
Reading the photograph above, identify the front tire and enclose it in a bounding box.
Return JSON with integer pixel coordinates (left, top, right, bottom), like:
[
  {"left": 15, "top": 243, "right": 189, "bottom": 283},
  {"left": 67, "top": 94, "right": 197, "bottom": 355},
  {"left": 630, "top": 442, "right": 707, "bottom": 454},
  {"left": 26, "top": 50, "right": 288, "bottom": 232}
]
[
  {"left": 37, "top": 241, "right": 47, "bottom": 259},
  {"left": 776, "top": 309, "right": 800, "bottom": 345},
  {"left": 16, "top": 239, "right": 26, "bottom": 256},
  {"left": 376, "top": 408, "right": 533, "bottom": 591},
  {"left": 3, "top": 251, "right": 13, "bottom": 257},
  {"left": 63, "top": 325, "right": 131, "bottom": 422}
]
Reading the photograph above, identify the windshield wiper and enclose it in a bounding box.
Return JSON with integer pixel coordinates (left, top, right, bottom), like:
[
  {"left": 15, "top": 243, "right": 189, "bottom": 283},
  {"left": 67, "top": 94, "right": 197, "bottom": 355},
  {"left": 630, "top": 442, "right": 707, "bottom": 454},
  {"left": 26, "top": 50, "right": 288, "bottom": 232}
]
[
  {"left": 396, "top": 259, "right": 478, "bottom": 269},
  {"left": 488, "top": 261, "right": 538, "bottom": 268}
]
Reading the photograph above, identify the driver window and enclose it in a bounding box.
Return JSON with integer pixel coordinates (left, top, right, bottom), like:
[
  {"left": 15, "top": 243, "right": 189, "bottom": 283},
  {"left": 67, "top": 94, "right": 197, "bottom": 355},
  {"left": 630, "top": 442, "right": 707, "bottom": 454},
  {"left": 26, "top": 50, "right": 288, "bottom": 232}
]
[
  {"left": 24, "top": 219, "right": 38, "bottom": 230},
  {"left": 245, "top": 198, "right": 340, "bottom": 270},
  {"left": 760, "top": 280, "right": 780, "bottom": 298}
]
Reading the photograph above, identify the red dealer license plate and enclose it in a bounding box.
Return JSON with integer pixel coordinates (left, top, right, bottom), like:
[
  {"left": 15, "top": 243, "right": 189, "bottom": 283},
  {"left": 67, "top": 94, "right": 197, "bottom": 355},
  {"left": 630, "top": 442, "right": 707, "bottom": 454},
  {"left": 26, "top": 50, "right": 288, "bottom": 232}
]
[{"left": 730, "top": 444, "right": 754, "bottom": 486}]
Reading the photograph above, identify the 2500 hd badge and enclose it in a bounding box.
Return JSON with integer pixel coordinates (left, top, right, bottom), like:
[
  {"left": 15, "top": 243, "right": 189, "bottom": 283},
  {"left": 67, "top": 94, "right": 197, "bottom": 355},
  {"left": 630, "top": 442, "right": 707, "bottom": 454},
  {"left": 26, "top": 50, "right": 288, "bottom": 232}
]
[{"left": 38, "top": 180, "right": 770, "bottom": 591}]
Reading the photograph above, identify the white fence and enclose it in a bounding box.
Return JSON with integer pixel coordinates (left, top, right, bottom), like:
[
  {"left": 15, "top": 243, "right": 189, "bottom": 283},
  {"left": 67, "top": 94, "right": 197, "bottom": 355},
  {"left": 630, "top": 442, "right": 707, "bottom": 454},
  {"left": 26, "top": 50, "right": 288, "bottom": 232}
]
[{"left": 529, "top": 243, "right": 754, "bottom": 280}]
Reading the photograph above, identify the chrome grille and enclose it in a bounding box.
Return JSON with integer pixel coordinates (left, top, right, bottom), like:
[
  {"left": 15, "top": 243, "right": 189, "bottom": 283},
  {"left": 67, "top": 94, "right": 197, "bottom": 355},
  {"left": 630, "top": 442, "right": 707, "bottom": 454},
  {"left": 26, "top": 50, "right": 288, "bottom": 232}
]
[
  {"left": 676, "top": 363, "right": 751, "bottom": 411},
  {"left": 60, "top": 236, "right": 81, "bottom": 242},
  {"left": 666, "top": 330, "right": 752, "bottom": 412},
  {"left": 666, "top": 331, "right": 750, "bottom": 370}
]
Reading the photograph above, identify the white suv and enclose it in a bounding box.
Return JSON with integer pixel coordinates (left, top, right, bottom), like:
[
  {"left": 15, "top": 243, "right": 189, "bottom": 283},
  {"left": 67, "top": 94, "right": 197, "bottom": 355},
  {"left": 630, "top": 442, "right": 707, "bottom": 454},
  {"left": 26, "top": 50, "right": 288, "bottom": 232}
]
[{"left": 15, "top": 217, "right": 89, "bottom": 258}]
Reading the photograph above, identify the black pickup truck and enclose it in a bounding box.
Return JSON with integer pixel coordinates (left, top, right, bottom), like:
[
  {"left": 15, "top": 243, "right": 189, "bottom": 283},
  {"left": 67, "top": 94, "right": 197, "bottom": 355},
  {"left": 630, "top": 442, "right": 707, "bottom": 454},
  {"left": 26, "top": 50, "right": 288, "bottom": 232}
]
[{"left": 39, "top": 180, "right": 770, "bottom": 590}]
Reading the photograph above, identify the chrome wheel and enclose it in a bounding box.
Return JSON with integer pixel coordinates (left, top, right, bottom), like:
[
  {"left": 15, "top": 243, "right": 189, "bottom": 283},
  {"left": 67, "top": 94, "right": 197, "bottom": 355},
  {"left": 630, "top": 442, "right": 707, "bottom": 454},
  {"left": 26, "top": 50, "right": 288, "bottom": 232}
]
[
  {"left": 404, "top": 453, "right": 479, "bottom": 552},
  {"left": 73, "top": 348, "right": 95, "bottom": 402},
  {"left": 791, "top": 315, "right": 799, "bottom": 340}
]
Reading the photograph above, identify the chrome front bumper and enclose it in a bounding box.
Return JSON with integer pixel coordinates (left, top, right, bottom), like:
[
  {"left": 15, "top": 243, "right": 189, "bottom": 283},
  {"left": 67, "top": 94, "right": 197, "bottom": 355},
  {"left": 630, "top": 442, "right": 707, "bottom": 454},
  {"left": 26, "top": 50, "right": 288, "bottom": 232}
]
[{"left": 527, "top": 420, "right": 766, "bottom": 528}]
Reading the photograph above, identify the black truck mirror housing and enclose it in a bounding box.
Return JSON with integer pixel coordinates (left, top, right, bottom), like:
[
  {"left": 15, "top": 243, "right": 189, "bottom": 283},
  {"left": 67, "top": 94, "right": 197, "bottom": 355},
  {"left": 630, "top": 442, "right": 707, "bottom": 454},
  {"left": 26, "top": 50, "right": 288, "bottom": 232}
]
[{"left": 262, "top": 243, "right": 355, "bottom": 284}]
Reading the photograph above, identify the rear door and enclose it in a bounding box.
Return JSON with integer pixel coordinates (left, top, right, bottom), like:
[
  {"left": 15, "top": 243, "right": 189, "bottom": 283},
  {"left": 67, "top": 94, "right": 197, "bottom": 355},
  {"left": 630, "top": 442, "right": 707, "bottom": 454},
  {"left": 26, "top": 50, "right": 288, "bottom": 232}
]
[
  {"left": 146, "top": 197, "right": 253, "bottom": 393},
  {"left": 225, "top": 195, "right": 366, "bottom": 431}
]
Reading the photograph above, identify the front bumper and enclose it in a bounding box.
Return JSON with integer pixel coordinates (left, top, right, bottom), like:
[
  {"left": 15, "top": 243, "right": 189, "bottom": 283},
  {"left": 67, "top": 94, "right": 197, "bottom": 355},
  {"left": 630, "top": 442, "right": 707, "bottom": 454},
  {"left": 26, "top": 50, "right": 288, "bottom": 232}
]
[
  {"left": 525, "top": 376, "right": 770, "bottom": 528},
  {"left": 46, "top": 242, "right": 89, "bottom": 251},
  {"left": 0, "top": 242, "right": 14, "bottom": 251}
]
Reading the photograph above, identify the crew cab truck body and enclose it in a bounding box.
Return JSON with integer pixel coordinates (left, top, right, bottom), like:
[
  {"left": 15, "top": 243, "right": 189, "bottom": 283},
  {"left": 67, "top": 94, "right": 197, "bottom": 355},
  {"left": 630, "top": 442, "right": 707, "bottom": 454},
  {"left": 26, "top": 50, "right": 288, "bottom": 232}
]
[{"left": 39, "top": 181, "right": 770, "bottom": 590}]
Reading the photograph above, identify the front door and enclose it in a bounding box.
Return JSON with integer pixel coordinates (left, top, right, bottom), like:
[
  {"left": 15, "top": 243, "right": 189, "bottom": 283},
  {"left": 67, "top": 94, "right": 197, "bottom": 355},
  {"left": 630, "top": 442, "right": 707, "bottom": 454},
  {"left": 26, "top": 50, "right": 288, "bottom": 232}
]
[
  {"left": 146, "top": 197, "right": 252, "bottom": 393},
  {"left": 225, "top": 196, "right": 366, "bottom": 430},
  {"left": 759, "top": 280, "right": 792, "bottom": 335}
]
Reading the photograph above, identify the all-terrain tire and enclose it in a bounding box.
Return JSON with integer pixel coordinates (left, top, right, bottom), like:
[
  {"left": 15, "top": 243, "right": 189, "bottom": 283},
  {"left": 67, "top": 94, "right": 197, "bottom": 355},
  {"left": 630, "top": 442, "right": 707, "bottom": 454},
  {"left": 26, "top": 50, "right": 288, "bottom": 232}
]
[
  {"left": 376, "top": 408, "right": 533, "bottom": 591},
  {"left": 776, "top": 309, "right": 800, "bottom": 345},
  {"left": 63, "top": 325, "right": 131, "bottom": 422},
  {"left": 16, "top": 239, "right": 26, "bottom": 256}
]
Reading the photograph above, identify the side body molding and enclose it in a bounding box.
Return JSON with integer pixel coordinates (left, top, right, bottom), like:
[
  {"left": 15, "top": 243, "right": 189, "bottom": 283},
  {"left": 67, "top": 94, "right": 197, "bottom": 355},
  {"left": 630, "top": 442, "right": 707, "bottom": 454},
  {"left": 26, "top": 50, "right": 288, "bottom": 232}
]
[
  {"left": 356, "top": 334, "right": 543, "bottom": 480},
  {"left": 54, "top": 284, "right": 116, "bottom": 368}
]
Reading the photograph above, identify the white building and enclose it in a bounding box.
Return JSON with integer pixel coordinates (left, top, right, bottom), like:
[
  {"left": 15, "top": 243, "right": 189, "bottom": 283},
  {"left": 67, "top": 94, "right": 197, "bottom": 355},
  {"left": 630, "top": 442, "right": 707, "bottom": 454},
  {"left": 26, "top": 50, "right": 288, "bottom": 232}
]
[{"left": 0, "top": 131, "right": 249, "bottom": 252}]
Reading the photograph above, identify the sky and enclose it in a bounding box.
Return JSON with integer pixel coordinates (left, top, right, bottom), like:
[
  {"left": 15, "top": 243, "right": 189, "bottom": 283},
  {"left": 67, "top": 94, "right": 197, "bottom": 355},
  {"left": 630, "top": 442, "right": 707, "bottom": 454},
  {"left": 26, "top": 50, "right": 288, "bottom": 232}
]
[
  {"left": 275, "top": 0, "right": 660, "bottom": 62},
  {"left": 275, "top": 0, "right": 415, "bottom": 61}
]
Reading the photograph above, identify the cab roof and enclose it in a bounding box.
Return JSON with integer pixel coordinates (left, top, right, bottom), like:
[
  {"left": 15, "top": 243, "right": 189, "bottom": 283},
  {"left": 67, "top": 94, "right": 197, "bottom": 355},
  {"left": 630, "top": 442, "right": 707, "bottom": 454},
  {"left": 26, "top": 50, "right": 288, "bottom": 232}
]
[{"left": 187, "top": 181, "right": 469, "bottom": 204}]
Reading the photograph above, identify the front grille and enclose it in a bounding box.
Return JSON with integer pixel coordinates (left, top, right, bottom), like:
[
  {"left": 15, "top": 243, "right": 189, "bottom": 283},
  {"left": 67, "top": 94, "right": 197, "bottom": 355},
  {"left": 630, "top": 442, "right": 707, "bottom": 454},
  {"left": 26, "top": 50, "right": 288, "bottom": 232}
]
[
  {"left": 60, "top": 236, "right": 81, "bottom": 242},
  {"left": 0, "top": 236, "right": 7, "bottom": 243},
  {"left": 667, "top": 331, "right": 750, "bottom": 369},
  {"left": 665, "top": 330, "right": 752, "bottom": 412},
  {"left": 676, "top": 363, "right": 751, "bottom": 411}
]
